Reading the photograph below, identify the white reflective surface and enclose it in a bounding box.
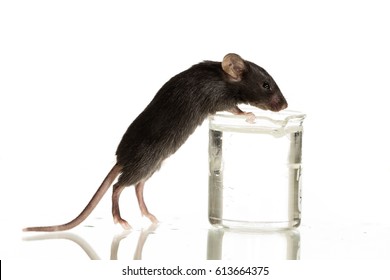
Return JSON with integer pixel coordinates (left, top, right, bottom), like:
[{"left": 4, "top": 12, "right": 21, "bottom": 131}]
[
  {"left": 2, "top": 0, "right": 390, "bottom": 263},
  {"left": 3, "top": 219, "right": 390, "bottom": 260}
]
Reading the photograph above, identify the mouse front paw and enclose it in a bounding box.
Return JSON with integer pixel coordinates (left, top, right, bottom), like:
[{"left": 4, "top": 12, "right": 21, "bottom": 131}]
[{"left": 244, "top": 112, "right": 256, "bottom": 124}]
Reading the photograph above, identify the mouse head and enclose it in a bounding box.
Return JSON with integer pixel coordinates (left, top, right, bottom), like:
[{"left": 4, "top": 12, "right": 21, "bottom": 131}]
[{"left": 222, "top": 53, "right": 288, "bottom": 112}]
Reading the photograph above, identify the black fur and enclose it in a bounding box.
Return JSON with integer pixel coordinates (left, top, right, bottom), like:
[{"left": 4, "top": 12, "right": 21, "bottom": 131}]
[{"left": 115, "top": 59, "right": 287, "bottom": 186}]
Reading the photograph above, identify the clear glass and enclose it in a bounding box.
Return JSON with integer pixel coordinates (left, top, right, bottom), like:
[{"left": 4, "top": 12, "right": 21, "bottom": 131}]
[{"left": 208, "top": 106, "right": 306, "bottom": 229}]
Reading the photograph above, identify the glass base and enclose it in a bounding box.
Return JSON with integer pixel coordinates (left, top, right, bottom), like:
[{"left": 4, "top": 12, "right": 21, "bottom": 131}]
[{"left": 209, "top": 217, "right": 301, "bottom": 230}]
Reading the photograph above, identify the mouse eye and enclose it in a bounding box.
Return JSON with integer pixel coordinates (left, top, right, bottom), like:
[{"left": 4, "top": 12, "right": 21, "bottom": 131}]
[{"left": 262, "top": 82, "right": 270, "bottom": 90}]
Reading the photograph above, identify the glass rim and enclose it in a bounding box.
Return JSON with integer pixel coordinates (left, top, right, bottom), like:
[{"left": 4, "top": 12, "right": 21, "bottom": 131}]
[{"left": 209, "top": 106, "right": 306, "bottom": 135}]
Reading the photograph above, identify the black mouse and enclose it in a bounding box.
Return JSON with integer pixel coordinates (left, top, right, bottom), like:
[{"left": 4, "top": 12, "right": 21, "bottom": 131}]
[{"left": 23, "top": 53, "right": 288, "bottom": 232}]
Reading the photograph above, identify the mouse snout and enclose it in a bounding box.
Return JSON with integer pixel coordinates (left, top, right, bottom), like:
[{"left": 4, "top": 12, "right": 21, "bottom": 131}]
[
  {"left": 269, "top": 92, "right": 288, "bottom": 112},
  {"left": 280, "top": 100, "right": 288, "bottom": 110}
]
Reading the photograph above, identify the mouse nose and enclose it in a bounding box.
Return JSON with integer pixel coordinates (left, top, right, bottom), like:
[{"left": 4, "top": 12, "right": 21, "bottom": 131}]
[
  {"left": 270, "top": 93, "right": 288, "bottom": 111},
  {"left": 276, "top": 93, "right": 288, "bottom": 111},
  {"left": 281, "top": 101, "right": 288, "bottom": 110}
]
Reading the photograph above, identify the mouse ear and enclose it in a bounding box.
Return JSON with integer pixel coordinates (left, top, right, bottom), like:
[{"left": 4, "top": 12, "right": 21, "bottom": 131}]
[{"left": 222, "top": 53, "right": 246, "bottom": 81}]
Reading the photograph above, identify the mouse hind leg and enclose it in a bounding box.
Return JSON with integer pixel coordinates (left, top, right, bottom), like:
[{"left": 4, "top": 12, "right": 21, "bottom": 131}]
[
  {"left": 112, "top": 180, "right": 158, "bottom": 230},
  {"left": 112, "top": 182, "right": 131, "bottom": 230},
  {"left": 135, "top": 181, "right": 158, "bottom": 224}
]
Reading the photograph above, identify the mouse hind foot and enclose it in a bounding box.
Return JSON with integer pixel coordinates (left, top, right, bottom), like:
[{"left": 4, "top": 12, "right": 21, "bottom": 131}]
[
  {"left": 114, "top": 217, "right": 131, "bottom": 230},
  {"left": 143, "top": 212, "right": 158, "bottom": 224},
  {"left": 135, "top": 181, "right": 159, "bottom": 224}
]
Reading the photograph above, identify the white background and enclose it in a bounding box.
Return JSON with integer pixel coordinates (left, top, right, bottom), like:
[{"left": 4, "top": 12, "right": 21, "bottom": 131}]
[{"left": 1, "top": 0, "right": 390, "bottom": 262}]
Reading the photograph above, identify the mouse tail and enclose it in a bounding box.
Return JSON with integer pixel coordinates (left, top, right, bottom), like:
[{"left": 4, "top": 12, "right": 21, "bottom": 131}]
[{"left": 23, "top": 164, "right": 122, "bottom": 232}]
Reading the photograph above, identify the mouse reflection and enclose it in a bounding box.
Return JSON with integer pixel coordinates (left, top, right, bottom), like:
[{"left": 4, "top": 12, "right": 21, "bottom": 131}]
[
  {"left": 23, "top": 223, "right": 159, "bottom": 260},
  {"left": 23, "top": 231, "right": 101, "bottom": 259},
  {"left": 23, "top": 224, "right": 300, "bottom": 260},
  {"left": 207, "top": 227, "right": 300, "bottom": 260}
]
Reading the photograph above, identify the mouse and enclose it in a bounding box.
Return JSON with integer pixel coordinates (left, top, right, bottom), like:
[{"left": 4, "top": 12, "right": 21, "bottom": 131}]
[{"left": 23, "top": 53, "right": 288, "bottom": 232}]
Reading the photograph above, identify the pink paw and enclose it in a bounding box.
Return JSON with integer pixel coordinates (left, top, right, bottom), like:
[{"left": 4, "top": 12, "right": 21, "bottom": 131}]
[
  {"left": 144, "top": 213, "right": 159, "bottom": 224},
  {"left": 114, "top": 216, "right": 132, "bottom": 230},
  {"left": 245, "top": 112, "right": 256, "bottom": 123}
]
